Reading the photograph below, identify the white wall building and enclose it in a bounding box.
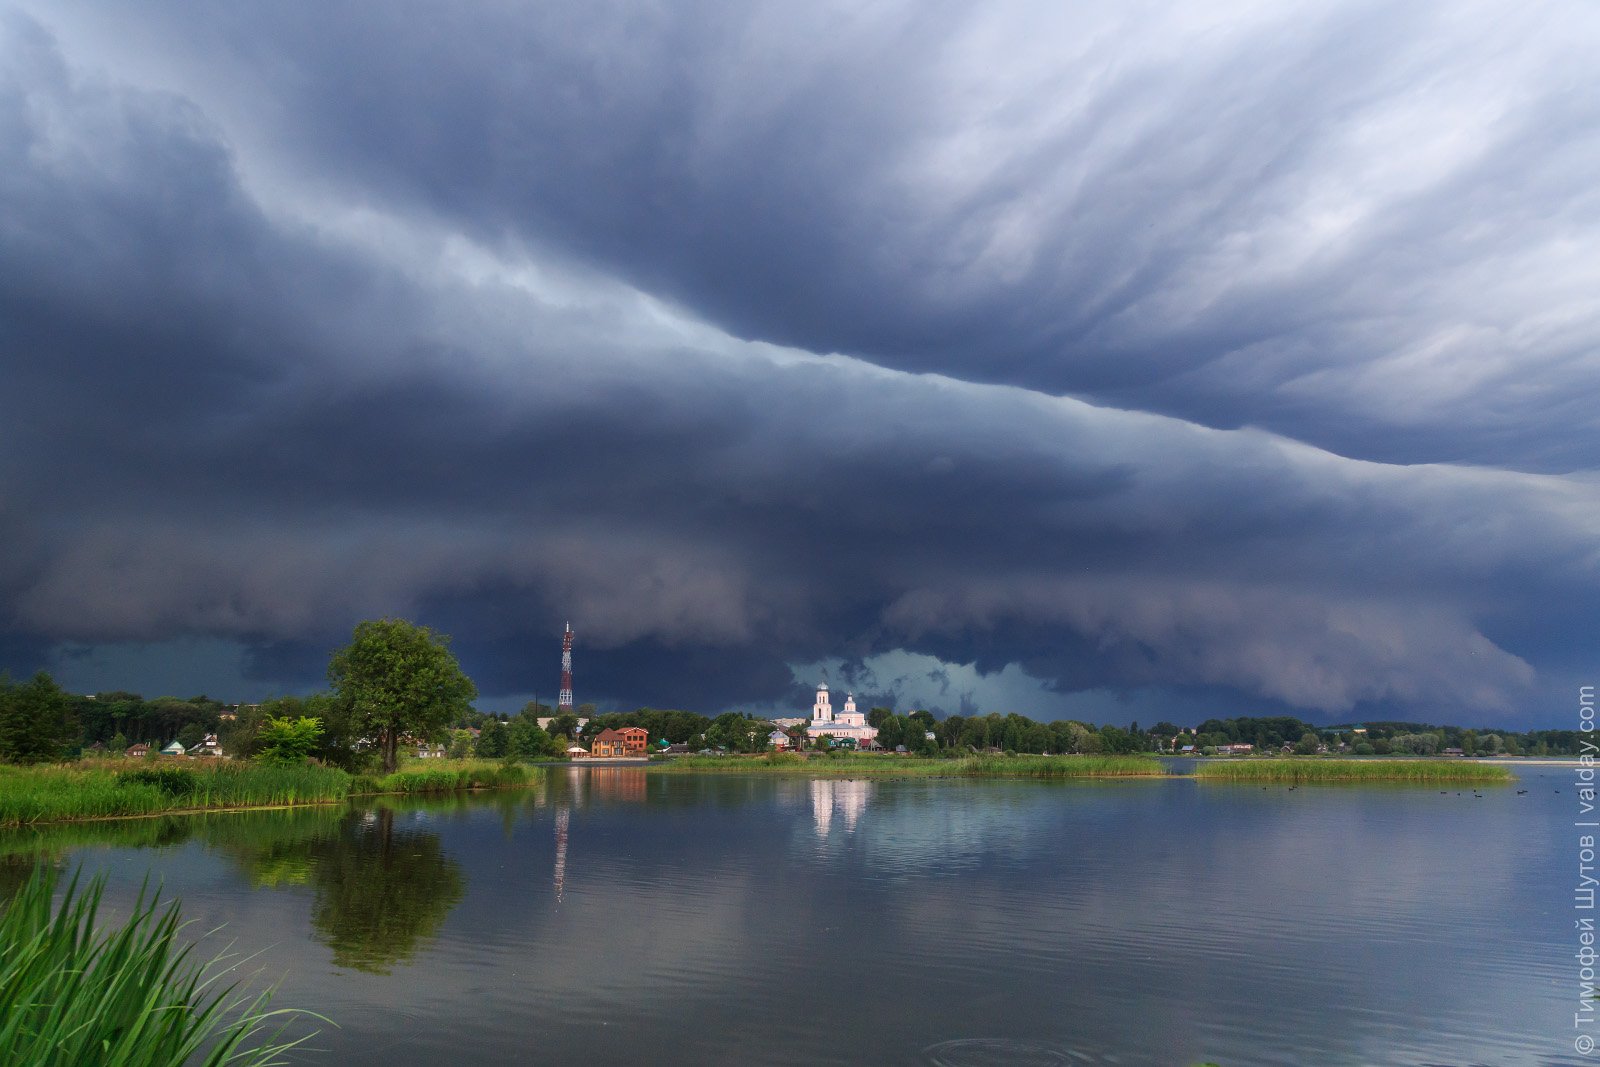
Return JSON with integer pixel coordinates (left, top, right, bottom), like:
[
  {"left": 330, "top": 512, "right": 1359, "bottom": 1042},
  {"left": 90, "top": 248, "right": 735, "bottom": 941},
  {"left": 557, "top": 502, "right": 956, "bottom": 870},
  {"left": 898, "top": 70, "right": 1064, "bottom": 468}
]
[{"left": 805, "top": 684, "right": 878, "bottom": 745}]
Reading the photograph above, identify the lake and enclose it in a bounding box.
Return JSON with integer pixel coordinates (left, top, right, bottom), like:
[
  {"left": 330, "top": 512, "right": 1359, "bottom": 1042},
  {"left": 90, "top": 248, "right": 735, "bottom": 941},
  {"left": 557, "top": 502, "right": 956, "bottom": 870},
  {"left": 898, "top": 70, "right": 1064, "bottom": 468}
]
[{"left": 0, "top": 765, "right": 1576, "bottom": 1065}]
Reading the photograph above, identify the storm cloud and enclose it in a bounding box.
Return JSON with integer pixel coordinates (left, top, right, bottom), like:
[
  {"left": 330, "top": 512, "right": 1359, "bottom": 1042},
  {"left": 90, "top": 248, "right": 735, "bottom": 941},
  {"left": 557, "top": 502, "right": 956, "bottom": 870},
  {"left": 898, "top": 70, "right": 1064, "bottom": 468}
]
[{"left": 2, "top": 3, "right": 1596, "bottom": 724}]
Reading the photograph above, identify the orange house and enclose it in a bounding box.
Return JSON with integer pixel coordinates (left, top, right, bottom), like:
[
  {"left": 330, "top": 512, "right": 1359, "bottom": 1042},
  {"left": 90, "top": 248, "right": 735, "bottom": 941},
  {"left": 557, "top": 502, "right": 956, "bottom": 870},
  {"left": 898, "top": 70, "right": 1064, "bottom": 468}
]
[{"left": 590, "top": 726, "right": 650, "bottom": 757}]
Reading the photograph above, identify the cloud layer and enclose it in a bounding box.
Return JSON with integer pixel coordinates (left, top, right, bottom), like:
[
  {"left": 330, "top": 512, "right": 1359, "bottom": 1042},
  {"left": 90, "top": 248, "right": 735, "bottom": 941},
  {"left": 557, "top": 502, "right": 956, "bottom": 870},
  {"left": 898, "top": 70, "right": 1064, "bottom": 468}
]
[{"left": 2, "top": 3, "right": 1597, "bottom": 723}]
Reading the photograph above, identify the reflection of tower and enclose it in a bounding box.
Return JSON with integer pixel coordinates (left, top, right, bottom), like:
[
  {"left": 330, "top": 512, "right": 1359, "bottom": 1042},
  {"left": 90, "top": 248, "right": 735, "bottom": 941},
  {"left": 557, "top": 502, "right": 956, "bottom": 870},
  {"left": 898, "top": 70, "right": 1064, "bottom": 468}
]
[
  {"left": 553, "top": 806, "right": 569, "bottom": 902},
  {"left": 558, "top": 622, "right": 574, "bottom": 712}
]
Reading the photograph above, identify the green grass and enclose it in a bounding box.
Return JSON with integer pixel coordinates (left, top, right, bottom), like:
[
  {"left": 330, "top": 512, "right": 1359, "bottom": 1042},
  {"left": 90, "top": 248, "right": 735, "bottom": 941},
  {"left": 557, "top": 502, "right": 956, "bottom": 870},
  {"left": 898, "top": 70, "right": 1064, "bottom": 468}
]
[
  {"left": 0, "top": 763, "right": 353, "bottom": 828},
  {"left": 1193, "top": 758, "right": 1514, "bottom": 783},
  {"left": 0, "top": 863, "right": 322, "bottom": 1065},
  {"left": 349, "top": 760, "right": 537, "bottom": 795},
  {"left": 650, "top": 752, "right": 1166, "bottom": 777}
]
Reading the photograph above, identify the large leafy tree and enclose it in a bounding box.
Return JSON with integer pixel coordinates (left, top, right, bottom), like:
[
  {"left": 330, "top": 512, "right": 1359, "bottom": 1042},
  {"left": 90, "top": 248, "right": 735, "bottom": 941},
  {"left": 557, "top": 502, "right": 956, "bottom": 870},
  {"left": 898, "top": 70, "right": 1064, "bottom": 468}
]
[
  {"left": 0, "top": 672, "right": 77, "bottom": 764},
  {"left": 327, "top": 619, "right": 477, "bottom": 773}
]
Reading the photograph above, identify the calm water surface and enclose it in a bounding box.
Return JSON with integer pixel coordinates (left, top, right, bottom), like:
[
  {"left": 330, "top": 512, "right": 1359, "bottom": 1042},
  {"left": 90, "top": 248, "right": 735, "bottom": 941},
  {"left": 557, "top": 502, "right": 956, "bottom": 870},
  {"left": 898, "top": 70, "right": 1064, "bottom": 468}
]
[{"left": 1, "top": 766, "right": 1575, "bottom": 1066}]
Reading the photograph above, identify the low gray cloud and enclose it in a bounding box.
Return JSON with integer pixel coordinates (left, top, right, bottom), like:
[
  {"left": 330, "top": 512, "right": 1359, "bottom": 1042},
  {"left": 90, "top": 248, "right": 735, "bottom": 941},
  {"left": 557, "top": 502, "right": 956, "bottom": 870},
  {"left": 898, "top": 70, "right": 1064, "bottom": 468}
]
[{"left": 1, "top": 5, "right": 1595, "bottom": 723}]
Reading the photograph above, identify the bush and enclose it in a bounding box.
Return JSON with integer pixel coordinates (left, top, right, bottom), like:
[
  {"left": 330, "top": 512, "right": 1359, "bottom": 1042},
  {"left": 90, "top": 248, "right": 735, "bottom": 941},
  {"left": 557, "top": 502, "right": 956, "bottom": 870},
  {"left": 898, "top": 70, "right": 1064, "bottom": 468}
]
[{"left": 118, "top": 767, "right": 200, "bottom": 797}]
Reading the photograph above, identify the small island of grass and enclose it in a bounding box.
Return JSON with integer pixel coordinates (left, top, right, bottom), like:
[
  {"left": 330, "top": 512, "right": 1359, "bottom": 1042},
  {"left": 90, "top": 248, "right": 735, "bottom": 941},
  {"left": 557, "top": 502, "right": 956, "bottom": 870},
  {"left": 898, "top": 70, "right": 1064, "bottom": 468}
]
[{"left": 1193, "top": 758, "right": 1513, "bottom": 784}]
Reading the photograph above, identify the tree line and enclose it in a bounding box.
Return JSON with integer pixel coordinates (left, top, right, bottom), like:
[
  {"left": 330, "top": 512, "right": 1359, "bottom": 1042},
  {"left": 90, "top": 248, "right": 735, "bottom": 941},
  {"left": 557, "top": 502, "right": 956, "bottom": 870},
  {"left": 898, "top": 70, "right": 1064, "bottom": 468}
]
[{"left": 3, "top": 620, "right": 1591, "bottom": 765}]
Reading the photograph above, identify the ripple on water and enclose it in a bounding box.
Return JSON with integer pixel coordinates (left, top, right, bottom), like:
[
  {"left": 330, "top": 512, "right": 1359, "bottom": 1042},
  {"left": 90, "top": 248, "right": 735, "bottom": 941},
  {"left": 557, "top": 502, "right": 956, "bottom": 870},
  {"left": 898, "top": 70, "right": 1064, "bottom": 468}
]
[{"left": 923, "top": 1038, "right": 1121, "bottom": 1066}]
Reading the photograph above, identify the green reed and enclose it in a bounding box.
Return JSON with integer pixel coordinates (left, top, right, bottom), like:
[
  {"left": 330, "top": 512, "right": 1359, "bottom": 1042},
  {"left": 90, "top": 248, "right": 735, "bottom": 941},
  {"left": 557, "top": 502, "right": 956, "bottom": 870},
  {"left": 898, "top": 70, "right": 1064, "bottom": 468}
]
[
  {"left": 0, "top": 864, "right": 322, "bottom": 1066},
  {"left": 0, "top": 763, "right": 352, "bottom": 828},
  {"left": 1192, "top": 758, "right": 1514, "bottom": 783},
  {"left": 350, "top": 760, "right": 536, "bottom": 795}
]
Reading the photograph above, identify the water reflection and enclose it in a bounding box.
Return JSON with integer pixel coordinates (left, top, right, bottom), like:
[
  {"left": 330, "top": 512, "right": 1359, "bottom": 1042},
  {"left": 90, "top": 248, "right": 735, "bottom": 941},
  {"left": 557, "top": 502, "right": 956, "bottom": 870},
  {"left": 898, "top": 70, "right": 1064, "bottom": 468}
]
[
  {"left": 811, "top": 778, "right": 874, "bottom": 837},
  {"left": 303, "top": 807, "right": 465, "bottom": 974},
  {"left": 1, "top": 771, "right": 1571, "bottom": 1066}
]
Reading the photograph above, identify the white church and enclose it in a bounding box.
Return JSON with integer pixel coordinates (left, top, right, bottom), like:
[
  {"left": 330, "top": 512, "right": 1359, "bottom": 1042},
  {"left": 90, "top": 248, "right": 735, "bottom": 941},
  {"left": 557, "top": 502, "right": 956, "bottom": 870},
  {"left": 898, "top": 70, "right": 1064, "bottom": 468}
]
[{"left": 805, "top": 683, "right": 878, "bottom": 746}]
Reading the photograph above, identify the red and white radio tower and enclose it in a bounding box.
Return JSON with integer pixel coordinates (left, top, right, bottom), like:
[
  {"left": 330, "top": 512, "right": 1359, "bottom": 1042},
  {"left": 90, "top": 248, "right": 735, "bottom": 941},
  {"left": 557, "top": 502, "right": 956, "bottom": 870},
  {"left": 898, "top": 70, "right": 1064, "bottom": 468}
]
[{"left": 558, "top": 622, "right": 574, "bottom": 712}]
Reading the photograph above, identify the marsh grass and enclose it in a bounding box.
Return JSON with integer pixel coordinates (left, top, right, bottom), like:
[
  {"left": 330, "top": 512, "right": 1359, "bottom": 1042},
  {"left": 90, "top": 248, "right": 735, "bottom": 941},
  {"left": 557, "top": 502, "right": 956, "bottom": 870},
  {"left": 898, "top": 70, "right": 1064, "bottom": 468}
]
[
  {"left": 0, "top": 763, "right": 352, "bottom": 828},
  {"left": 651, "top": 753, "right": 1165, "bottom": 777},
  {"left": 1193, "top": 758, "right": 1514, "bottom": 784},
  {"left": 0, "top": 864, "right": 322, "bottom": 1065},
  {"left": 350, "top": 760, "right": 536, "bottom": 796}
]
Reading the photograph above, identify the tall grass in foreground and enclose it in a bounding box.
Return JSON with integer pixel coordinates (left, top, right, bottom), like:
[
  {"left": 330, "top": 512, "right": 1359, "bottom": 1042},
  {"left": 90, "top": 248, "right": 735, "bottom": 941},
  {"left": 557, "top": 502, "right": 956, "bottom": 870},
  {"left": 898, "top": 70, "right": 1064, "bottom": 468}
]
[
  {"left": 651, "top": 753, "right": 1165, "bottom": 777},
  {"left": 1193, "top": 759, "right": 1514, "bottom": 784},
  {"left": 0, "top": 764, "right": 353, "bottom": 828},
  {"left": 0, "top": 865, "right": 321, "bottom": 1066}
]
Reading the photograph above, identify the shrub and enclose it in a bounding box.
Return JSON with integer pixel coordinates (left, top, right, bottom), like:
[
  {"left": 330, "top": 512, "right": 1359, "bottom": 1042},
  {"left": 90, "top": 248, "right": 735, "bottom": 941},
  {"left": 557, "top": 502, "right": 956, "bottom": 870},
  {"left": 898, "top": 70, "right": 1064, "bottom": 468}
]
[{"left": 118, "top": 767, "right": 201, "bottom": 797}]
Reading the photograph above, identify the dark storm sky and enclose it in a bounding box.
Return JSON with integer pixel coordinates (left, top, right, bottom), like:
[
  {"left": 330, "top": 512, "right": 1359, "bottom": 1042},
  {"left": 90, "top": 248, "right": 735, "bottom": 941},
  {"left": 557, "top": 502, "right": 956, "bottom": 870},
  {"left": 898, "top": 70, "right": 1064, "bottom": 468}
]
[{"left": 2, "top": 2, "right": 1597, "bottom": 725}]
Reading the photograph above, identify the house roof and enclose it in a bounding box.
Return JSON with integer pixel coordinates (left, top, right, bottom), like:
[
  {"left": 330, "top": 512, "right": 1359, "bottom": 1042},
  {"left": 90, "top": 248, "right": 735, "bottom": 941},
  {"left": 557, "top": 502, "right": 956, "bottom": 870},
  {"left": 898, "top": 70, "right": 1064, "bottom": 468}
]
[
  {"left": 617, "top": 726, "right": 648, "bottom": 736},
  {"left": 592, "top": 727, "right": 623, "bottom": 742}
]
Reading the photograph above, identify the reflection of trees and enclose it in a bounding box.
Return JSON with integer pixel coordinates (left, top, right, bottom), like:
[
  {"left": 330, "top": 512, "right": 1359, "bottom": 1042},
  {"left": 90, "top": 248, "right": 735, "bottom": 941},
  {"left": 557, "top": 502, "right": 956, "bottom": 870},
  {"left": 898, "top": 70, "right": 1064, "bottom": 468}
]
[
  {"left": 306, "top": 807, "right": 465, "bottom": 974},
  {"left": 0, "top": 805, "right": 465, "bottom": 975}
]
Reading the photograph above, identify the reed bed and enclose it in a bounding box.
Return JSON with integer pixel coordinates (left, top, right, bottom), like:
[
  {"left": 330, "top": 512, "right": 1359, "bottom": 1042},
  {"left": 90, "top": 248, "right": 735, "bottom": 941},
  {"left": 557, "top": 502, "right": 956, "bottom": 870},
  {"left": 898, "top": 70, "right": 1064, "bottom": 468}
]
[
  {"left": 651, "top": 753, "right": 1165, "bottom": 778},
  {"left": 1193, "top": 758, "right": 1514, "bottom": 784},
  {"left": 0, "top": 763, "right": 352, "bottom": 828},
  {"left": 350, "top": 760, "right": 536, "bottom": 795},
  {"left": 0, "top": 864, "right": 321, "bottom": 1065}
]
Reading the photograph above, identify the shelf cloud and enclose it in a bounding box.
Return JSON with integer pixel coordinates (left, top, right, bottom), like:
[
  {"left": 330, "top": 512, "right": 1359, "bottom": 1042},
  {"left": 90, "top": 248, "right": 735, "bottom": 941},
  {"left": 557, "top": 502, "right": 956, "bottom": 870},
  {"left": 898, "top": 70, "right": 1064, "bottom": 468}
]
[{"left": 2, "top": 2, "right": 1596, "bottom": 723}]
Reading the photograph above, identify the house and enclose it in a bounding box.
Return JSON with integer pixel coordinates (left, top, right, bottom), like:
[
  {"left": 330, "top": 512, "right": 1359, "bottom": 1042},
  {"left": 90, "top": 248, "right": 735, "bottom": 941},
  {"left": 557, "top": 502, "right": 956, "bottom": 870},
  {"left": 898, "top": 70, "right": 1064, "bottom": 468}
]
[
  {"left": 126, "top": 743, "right": 150, "bottom": 758},
  {"left": 192, "top": 734, "right": 224, "bottom": 758},
  {"left": 417, "top": 743, "right": 447, "bottom": 758},
  {"left": 589, "top": 727, "right": 646, "bottom": 758},
  {"left": 566, "top": 744, "right": 589, "bottom": 759},
  {"left": 160, "top": 741, "right": 186, "bottom": 757},
  {"left": 661, "top": 743, "right": 692, "bottom": 755},
  {"left": 769, "top": 730, "right": 792, "bottom": 751}
]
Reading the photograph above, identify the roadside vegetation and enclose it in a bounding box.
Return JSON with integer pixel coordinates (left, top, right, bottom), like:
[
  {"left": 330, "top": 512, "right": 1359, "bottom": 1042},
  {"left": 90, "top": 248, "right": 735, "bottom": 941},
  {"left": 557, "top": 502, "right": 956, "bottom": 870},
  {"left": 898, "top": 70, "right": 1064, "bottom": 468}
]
[
  {"left": 1193, "top": 759, "right": 1514, "bottom": 784},
  {"left": 0, "top": 864, "right": 321, "bottom": 1065}
]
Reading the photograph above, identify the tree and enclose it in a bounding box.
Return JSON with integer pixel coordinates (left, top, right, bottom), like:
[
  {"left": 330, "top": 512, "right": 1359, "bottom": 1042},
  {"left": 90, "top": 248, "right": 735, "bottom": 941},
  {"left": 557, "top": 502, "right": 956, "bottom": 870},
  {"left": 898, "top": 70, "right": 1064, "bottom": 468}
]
[
  {"left": 176, "top": 722, "right": 208, "bottom": 751},
  {"left": 256, "top": 716, "right": 325, "bottom": 765},
  {"left": 476, "top": 719, "right": 510, "bottom": 758},
  {"left": 447, "top": 729, "right": 475, "bottom": 759},
  {"left": 1295, "top": 731, "right": 1321, "bottom": 755},
  {"left": 328, "top": 618, "right": 478, "bottom": 773},
  {"left": 0, "top": 672, "right": 77, "bottom": 764}
]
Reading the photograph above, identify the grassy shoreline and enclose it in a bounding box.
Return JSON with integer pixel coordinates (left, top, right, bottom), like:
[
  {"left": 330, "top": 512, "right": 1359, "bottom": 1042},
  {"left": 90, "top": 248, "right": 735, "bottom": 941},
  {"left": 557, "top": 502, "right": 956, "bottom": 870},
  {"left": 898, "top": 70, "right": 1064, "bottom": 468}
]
[
  {"left": 1193, "top": 758, "right": 1514, "bottom": 783},
  {"left": 0, "top": 760, "right": 549, "bottom": 829},
  {"left": 0, "top": 752, "right": 1520, "bottom": 827},
  {"left": 649, "top": 753, "right": 1168, "bottom": 777}
]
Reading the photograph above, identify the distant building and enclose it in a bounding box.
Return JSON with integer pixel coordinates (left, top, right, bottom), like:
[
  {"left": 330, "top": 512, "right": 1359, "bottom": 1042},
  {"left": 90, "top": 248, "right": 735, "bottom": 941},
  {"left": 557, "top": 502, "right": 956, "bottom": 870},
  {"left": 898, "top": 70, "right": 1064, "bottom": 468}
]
[
  {"left": 160, "top": 741, "right": 186, "bottom": 757},
  {"left": 769, "top": 730, "right": 793, "bottom": 751},
  {"left": 566, "top": 744, "right": 589, "bottom": 759},
  {"left": 417, "top": 743, "right": 447, "bottom": 758},
  {"left": 590, "top": 728, "right": 647, "bottom": 758},
  {"left": 193, "top": 734, "right": 224, "bottom": 758},
  {"left": 126, "top": 743, "right": 150, "bottom": 758},
  {"left": 805, "top": 685, "right": 878, "bottom": 745}
]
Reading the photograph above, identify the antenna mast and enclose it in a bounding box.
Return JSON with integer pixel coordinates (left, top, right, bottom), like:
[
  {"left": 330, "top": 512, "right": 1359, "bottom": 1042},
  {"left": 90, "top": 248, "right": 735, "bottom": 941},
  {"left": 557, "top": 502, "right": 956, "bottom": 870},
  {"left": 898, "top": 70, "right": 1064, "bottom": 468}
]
[{"left": 558, "top": 622, "right": 574, "bottom": 713}]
